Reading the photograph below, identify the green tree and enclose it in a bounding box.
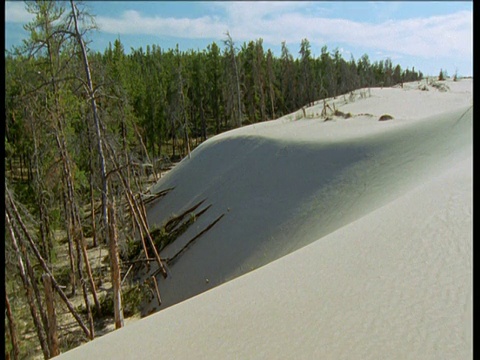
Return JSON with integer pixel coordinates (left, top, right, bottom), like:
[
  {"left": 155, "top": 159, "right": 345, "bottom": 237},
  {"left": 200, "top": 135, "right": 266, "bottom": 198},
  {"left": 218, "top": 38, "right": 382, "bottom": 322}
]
[
  {"left": 438, "top": 68, "right": 446, "bottom": 81},
  {"left": 265, "top": 49, "right": 278, "bottom": 119},
  {"left": 206, "top": 42, "right": 223, "bottom": 134},
  {"left": 223, "top": 32, "right": 243, "bottom": 127},
  {"left": 299, "top": 38, "right": 314, "bottom": 106},
  {"left": 280, "top": 41, "right": 296, "bottom": 113}
]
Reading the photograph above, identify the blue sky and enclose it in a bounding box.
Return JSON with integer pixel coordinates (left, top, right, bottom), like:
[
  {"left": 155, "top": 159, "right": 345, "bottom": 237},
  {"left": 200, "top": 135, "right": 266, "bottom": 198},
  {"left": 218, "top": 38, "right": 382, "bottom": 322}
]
[{"left": 5, "top": 1, "right": 473, "bottom": 77}]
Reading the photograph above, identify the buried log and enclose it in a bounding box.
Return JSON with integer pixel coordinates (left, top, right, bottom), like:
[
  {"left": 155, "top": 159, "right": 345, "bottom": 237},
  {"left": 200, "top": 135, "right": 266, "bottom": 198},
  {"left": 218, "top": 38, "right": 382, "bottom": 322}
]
[
  {"left": 334, "top": 109, "right": 352, "bottom": 119},
  {"left": 148, "top": 203, "right": 212, "bottom": 257},
  {"left": 164, "top": 199, "right": 207, "bottom": 233},
  {"left": 379, "top": 114, "right": 394, "bottom": 121},
  {"left": 148, "top": 213, "right": 225, "bottom": 278},
  {"left": 124, "top": 201, "right": 212, "bottom": 275},
  {"left": 168, "top": 205, "right": 212, "bottom": 240},
  {"left": 142, "top": 187, "right": 175, "bottom": 206},
  {"left": 167, "top": 214, "right": 225, "bottom": 266},
  {"left": 123, "top": 258, "right": 158, "bottom": 265}
]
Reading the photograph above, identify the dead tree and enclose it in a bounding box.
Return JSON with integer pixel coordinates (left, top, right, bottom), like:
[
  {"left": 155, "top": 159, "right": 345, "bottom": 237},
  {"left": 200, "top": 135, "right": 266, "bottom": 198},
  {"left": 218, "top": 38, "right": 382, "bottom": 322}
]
[
  {"left": 60, "top": 184, "right": 76, "bottom": 297},
  {"left": 5, "top": 288, "right": 21, "bottom": 360},
  {"left": 108, "top": 199, "right": 125, "bottom": 329},
  {"left": 42, "top": 274, "right": 60, "bottom": 357},
  {"left": 6, "top": 186, "right": 92, "bottom": 340},
  {"left": 30, "top": 0, "right": 101, "bottom": 322},
  {"left": 6, "top": 211, "right": 50, "bottom": 360},
  {"left": 87, "top": 128, "right": 98, "bottom": 248},
  {"left": 70, "top": 0, "right": 124, "bottom": 328},
  {"left": 103, "top": 139, "right": 168, "bottom": 278},
  {"left": 28, "top": 109, "right": 53, "bottom": 262}
]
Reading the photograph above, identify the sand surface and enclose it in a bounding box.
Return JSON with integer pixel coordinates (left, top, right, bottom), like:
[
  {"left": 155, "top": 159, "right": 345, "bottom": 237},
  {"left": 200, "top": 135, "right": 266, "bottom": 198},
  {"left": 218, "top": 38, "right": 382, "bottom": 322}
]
[{"left": 58, "top": 79, "right": 472, "bottom": 359}]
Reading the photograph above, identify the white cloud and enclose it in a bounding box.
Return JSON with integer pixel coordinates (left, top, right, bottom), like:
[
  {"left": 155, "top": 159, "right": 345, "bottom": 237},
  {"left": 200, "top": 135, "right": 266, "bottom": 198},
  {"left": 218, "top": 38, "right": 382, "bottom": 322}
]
[
  {"left": 96, "top": 10, "right": 226, "bottom": 39},
  {"left": 357, "top": 11, "right": 473, "bottom": 58},
  {"left": 93, "top": 4, "right": 472, "bottom": 60},
  {"left": 5, "top": 1, "right": 34, "bottom": 23}
]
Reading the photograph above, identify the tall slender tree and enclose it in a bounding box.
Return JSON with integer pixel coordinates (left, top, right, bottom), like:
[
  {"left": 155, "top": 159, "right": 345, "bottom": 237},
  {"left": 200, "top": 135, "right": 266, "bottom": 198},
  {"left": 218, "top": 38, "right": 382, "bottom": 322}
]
[
  {"left": 299, "top": 38, "right": 314, "bottom": 107},
  {"left": 224, "top": 32, "right": 243, "bottom": 127}
]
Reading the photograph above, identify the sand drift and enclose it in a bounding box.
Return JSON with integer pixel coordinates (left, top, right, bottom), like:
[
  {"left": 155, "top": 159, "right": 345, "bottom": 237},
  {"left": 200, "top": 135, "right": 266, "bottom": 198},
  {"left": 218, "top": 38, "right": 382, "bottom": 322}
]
[{"left": 58, "top": 79, "right": 472, "bottom": 359}]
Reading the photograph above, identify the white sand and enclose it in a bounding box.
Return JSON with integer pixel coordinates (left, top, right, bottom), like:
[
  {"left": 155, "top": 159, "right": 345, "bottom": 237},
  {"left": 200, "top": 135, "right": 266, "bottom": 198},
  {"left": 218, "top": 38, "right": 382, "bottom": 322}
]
[{"left": 58, "top": 79, "right": 472, "bottom": 359}]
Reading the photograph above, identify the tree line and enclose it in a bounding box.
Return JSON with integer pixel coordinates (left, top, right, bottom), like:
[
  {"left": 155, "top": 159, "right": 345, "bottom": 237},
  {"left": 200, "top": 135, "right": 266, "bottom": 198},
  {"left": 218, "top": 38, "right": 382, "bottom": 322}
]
[
  {"left": 4, "top": 1, "right": 423, "bottom": 359},
  {"left": 92, "top": 35, "right": 423, "bottom": 159}
]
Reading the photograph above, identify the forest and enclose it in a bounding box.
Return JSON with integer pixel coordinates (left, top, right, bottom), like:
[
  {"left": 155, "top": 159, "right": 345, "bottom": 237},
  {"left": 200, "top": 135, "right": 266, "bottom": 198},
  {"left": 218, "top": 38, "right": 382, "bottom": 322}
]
[{"left": 4, "top": 1, "right": 423, "bottom": 359}]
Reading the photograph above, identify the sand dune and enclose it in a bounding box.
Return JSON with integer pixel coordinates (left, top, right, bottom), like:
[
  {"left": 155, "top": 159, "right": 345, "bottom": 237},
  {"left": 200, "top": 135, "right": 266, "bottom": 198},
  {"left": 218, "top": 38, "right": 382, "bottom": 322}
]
[
  {"left": 142, "top": 79, "right": 472, "bottom": 313},
  {"left": 58, "top": 79, "right": 472, "bottom": 359}
]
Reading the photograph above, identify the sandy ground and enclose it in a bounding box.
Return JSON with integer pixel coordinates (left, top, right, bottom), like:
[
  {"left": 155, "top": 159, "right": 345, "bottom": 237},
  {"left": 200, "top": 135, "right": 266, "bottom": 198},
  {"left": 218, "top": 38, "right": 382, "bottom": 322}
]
[{"left": 57, "top": 78, "right": 472, "bottom": 359}]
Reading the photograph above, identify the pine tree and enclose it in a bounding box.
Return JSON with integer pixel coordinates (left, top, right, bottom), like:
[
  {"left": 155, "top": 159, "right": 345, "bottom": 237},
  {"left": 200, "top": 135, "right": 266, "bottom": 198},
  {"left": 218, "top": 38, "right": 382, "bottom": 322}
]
[{"left": 224, "top": 32, "right": 243, "bottom": 127}]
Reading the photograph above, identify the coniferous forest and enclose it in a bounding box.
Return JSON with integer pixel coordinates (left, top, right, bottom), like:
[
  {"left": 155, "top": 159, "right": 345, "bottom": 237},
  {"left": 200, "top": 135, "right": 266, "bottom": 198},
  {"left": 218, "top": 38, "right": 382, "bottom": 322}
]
[{"left": 4, "top": 2, "right": 424, "bottom": 359}]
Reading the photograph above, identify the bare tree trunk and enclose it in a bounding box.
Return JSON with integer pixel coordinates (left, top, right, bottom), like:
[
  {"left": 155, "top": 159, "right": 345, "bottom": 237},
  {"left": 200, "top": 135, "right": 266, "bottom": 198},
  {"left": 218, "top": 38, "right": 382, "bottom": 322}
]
[
  {"left": 61, "top": 184, "right": 76, "bottom": 297},
  {"left": 6, "top": 188, "right": 92, "bottom": 340},
  {"left": 70, "top": 4, "right": 109, "bottom": 316},
  {"left": 151, "top": 275, "right": 162, "bottom": 306},
  {"left": 42, "top": 274, "right": 60, "bottom": 357},
  {"left": 103, "top": 140, "right": 168, "bottom": 278},
  {"left": 6, "top": 212, "right": 50, "bottom": 360},
  {"left": 74, "top": 227, "right": 95, "bottom": 340},
  {"left": 57, "top": 133, "right": 99, "bottom": 335},
  {"left": 55, "top": 130, "right": 100, "bottom": 318},
  {"left": 68, "top": 170, "right": 101, "bottom": 316},
  {"left": 29, "top": 112, "right": 52, "bottom": 262},
  {"left": 127, "top": 192, "right": 151, "bottom": 265},
  {"left": 5, "top": 291, "right": 20, "bottom": 360},
  {"left": 21, "top": 229, "right": 50, "bottom": 344},
  {"left": 78, "top": 228, "right": 101, "bottom": 314},
  {"left": 69, "top": 1, "right": 105, "bottom": 321},
  {"left": 108, "top": 199, "right": 124, "bottom": 329},
  {"left": 42, "top": 5, "right": 101, "bottom": 324},
  {"left": 89, "top": 174, "right": 97, "bottom": 247},
  {"left": 132, "top": 121, "right": 158, "bottom": 182},
  {"left": 87, "top": 129, "right": 98, "bottom": 248},
  {"left": 70, "top": 0, "right": 109, "bottom": 252}
]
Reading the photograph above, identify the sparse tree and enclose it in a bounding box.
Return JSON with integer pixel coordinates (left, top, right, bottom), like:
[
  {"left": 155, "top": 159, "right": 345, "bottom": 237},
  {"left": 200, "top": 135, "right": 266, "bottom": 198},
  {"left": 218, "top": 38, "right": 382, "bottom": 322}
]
[{"left": 438, "top": 68, "right": 446, "bottom": 81}]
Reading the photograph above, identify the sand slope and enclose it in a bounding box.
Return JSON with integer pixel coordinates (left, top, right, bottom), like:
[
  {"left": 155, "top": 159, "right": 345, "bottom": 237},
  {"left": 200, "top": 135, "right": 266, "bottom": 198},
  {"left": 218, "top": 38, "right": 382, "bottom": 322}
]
[
  {"left": 58, "top": 79, "right": 472, "bottom": 359},
  {"left": 142, "top": 79, "right": 472, "bottom": 313},
  {"left": 59, "top": 154, "right": 472, "bottom": 360}
]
